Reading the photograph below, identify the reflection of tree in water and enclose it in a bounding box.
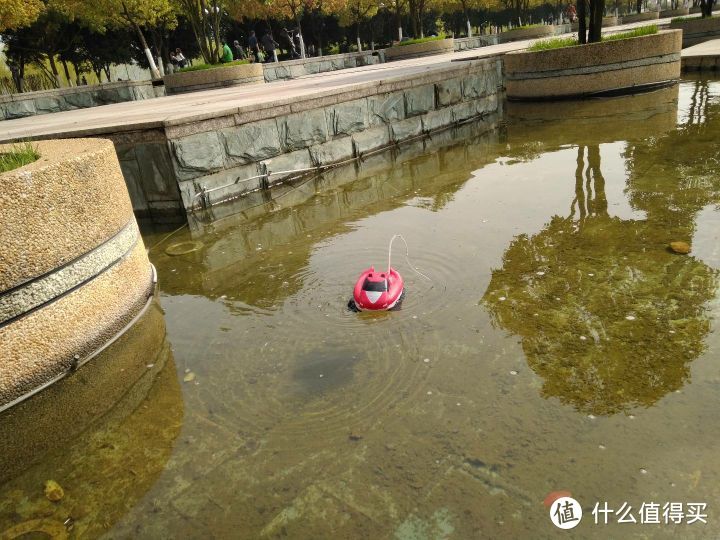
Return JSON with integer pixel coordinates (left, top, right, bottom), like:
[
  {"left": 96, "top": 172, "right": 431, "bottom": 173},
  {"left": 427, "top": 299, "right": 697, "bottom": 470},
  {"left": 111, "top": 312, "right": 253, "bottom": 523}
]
[{"left": 483, "top": 144, "right": 718, "bottom": 416}]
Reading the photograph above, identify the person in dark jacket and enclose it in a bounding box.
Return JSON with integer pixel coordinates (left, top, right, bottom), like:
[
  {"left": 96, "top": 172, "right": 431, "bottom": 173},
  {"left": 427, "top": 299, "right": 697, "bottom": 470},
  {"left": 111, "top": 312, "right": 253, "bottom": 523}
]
[
  {"left": 261, "top": 32, "right": 279, "bottom": 63},
  {"left": 248, "top": 31, "right": 260, "bottom": 62}
]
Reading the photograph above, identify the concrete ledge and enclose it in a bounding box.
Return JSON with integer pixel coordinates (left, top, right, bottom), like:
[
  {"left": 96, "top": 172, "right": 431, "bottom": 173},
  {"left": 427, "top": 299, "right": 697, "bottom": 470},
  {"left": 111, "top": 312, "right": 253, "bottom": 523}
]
[
  {"left": 0, "top": 80, "right": 157, "bottom": 121},
  {"left": 384, "top": 38, "right": 455, "bottom": 61},
  {"left": 498, "top": 25, "right": 555, "bottom": 43},
  {"left": 670, "top": 16, "right": 720, "bottom": 47},
  {"left": 620, "top": 11, "right": 660, "bottom": 24},
  {"left": 164, "top": 63, "right": 265, "bottom": 95},
  {"left": 505, "top": 30, "right": 682, "bottom": 100},
  {"left": 0, "top": 138, "right": 155, "bottom": 409},
  {"left": 660, "top": 7, "right": 690, "bottom": 17}
]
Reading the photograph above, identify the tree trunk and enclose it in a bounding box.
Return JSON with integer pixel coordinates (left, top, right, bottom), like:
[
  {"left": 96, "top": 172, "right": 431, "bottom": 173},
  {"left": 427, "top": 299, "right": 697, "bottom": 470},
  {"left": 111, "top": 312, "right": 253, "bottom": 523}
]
[
  {"left": 61, "top": 60, "right": 73, "bottom": 87},
  {"left": 578, "top": 0, "right": 588, "bottom": 43},
  {"left": 409, "top": 0, "right": 418, "bottom": 37},
  {"left": 589, "top": 0, "right": 604, "bottom": 42},
  {"left": 47, "top": 53, "right": 62, "bottom": 88},
  {"left": 296, "top": 17, "right": 307, "bottom": 58}
]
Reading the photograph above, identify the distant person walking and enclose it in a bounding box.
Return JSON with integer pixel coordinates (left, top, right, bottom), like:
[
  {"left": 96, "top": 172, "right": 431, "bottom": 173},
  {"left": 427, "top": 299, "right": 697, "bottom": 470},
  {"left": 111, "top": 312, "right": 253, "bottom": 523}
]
[
  {"left": 232, "top": 40, "right": 247, "bottom": 60},
  {"left": 220, "top": 40, "right": 234, "bottom": 63},
  {"left": 261, "top": 32, "right": 279, "bottom": 63},
  {"left": 248, "top": 31, "right": 261, "bottom": 63}
]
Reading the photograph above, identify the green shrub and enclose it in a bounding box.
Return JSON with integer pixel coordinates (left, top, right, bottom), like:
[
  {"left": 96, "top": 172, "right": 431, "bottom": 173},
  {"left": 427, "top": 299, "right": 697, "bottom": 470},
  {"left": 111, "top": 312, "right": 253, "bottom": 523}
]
[
  {"left": 177, "top": 59, "right": 250, "bottom": 73},
  {"left": 398, "top": 34, "right": 447, "bottom": 46},
  {"left": 0, "top": 142, "right": 40, "bottom": 173},
  {"left": 528, "top": 24, "right": 658, "bottom": 51}
]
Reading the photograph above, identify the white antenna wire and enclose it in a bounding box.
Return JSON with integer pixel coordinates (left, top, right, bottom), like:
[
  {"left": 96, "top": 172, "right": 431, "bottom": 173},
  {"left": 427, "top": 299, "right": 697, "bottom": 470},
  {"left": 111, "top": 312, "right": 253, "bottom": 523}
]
[{"left": 387, "top": 234, "right": 432, "bottom": 281}]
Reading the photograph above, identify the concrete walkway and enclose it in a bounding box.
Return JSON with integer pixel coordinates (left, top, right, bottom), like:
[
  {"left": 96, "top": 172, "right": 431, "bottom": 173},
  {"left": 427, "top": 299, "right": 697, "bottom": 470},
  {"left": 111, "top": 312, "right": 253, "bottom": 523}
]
[{"left": 0, "top": 13, "right": 701, "bottom": 144}]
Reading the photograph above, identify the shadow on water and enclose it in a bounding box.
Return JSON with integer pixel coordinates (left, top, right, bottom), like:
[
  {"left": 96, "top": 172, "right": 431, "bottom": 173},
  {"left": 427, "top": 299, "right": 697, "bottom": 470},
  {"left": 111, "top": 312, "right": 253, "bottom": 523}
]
[
  {"left": 0, "top": 301, "right": 183, "bottom": 538},
  {"left": 483, "top": 82, "right": 720, "bottom": 416}
]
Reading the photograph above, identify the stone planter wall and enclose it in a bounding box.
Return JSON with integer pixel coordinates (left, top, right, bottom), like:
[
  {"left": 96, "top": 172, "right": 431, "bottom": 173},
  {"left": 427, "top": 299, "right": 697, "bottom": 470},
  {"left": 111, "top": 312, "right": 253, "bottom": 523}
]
[
  {"left": 264, "top": 51, "right": 379, "bottom": 81},
  {"left": 158, "top": 58, "right": 500, "bottom": 210},
  {"left": 384, "top": 38, "right": 455, "bottom": 61},
  {"left": 670, "top": 16, "right": 720, "bottom": 47},
  {"left": 570, "top": 16, "right": 618, "bottom": 31},
  {"left": 497, "top": 25, "right": 555, "bottom": 43},
  {"left": 620, "top": 11, "right": 660, "bottom": 23},
  {"left": 0, "top": 80, "right": 158, "bottom": 121},
  {"left": 660, "top": 7, "right": 690, "bottom": 17},
  {"left": 454, "top": 35, "right": 498, "bottom": 50},
  {"left": 504, "top": 29, "right": 682, "bottom": 100},
  {"left": 164, "top": 63, "right": 265, "bottom": 95},
  {"left": 0, "top": 138, "right": 156, "bottom": 411}
]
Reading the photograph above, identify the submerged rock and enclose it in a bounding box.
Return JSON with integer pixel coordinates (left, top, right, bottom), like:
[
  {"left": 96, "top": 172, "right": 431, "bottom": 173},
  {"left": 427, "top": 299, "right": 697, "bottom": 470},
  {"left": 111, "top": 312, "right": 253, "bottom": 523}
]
[
  {"left": 669, "top": 241, "right": 691, "bottom": 254},
  {"left": 44, "top": 480, "right": 64, "bottom": 502}
]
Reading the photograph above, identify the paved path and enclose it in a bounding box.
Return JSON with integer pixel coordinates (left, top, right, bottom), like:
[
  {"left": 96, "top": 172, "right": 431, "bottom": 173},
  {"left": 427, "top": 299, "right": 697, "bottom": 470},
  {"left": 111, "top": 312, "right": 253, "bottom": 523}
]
[{"left": 0, "top": 14, "right": 701, "bottom": 143}]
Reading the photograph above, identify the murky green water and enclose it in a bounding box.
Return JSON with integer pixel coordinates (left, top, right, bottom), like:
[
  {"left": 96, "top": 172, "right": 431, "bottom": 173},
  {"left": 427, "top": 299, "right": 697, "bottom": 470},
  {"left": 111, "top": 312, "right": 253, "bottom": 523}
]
[{"left": 3, "top": 77, "right": 720, "bottom": 539}]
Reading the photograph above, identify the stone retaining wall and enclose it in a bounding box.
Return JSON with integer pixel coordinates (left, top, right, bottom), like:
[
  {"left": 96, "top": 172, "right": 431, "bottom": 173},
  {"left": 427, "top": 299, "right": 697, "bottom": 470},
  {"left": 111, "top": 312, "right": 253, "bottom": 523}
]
[
  {"left": 497, "top": 25, "right": 555, "bottom": 43},
  {"left": 264, "top": 51, "right": 379, "bottom": 81},
  {"left": 682, "top": 53, "right": 720, "bottom": 70},
  {"left": 454, "top": 35, "right": 498, "bottom": 50},
  {"left": 164, "top": 63, "right": 265, "bottom": 95},
  {"left": 670, "top": 16, "right": 720, "bottom": 47},
  {"left": 0, "top": 80, "right": 158, "bottom": 121},
  {"left": 384, "top": 38, "right": 455, "bottom": 61},
  {"left": 660, "top": 7, "right": 690, "bottom": 17},
  {"left": 0, "top": 138, "right": 156, "bottom": 410},
  {"left": 169, "top": 58, "right": 500, "bottom": 210},
  {"left": 504, "top": 29, "right": 682, "bottom": 100},
  {"left": 620, "top": 11, "right": 660, "bottom": 24}
]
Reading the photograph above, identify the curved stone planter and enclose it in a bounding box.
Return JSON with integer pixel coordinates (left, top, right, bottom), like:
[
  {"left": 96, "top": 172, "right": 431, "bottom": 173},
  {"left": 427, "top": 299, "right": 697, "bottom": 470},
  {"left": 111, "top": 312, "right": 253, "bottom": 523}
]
[
  {"left": 660, "top": 7, "right": 689, "bottom": 17},
  {"left": 497, "top": 25, "right": 555, "bottom": 44},
  {"left": 384, "top": 38, "right": 455, "bottom": 61},
  {"left": 164, "top": 63, "right": 264, "bottom": 95},
  {"left": 670, "top": 16, "right": 720, "bottom": 47},
  {"left": 570, "top": 16, "right": 618, "bottom": 31},
  {"left": 504, "top": 29, "right": 682, "bottom": 100},
  {"left": 620, "top": 11, "right": 660, "bottom": 23},
  {"left": 0, "top": 138, "right": 156, "bottom": 410}
]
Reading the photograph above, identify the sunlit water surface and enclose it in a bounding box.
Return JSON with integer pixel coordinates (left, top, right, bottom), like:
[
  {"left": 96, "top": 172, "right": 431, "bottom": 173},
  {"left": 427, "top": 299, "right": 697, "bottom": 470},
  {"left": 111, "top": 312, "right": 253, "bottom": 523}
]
[{"left": 2, "top": 77, "right": 720, "bottom": 539}]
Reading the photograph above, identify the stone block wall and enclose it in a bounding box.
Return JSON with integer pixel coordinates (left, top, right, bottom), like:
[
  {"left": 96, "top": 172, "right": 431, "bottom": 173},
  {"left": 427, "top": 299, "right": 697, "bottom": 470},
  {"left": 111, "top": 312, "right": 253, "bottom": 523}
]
[
  {"left": 160, "top": 58, "right": 501, "bottom": 210},
  {"left": 454, "top": 36, "right": 498, "bottom": 50},
  {"left": 0, "top": 139, "right": 156, "bottom": 411},
  {"left": 0, "top": 80, "right": 159, "bottom": 121},
  {"left": 264, "top": 51, "right": 379, "bottom": 81}
]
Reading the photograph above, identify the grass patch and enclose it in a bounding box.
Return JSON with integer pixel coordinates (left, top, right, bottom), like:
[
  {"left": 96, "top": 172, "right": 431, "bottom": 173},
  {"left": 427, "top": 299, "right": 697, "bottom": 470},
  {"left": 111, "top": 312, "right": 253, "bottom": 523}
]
[
  {"left": 528, "top": 24, "right": 658, "bottom": 51},
  {"left": 177, "top": 59, "right": 250, "bottom": 73},
  {"left": 603, "top": 24, "right": 658, "bottom": 40},
  {"left": 528, "top": 36, "right": 577, "bottom": 50},
  {"left": 0, "top": 142, "right": 40, "bottom": 173},
  {"left": 398, "top": 34, "right": 447, "bottom": 46}
]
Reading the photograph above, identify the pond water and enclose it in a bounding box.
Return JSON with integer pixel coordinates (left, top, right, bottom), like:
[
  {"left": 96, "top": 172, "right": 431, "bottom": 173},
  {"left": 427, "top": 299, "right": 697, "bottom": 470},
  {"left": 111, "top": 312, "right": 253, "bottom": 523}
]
[{"left": 2, "top": 77, "right": 720, "bottom": 539}]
